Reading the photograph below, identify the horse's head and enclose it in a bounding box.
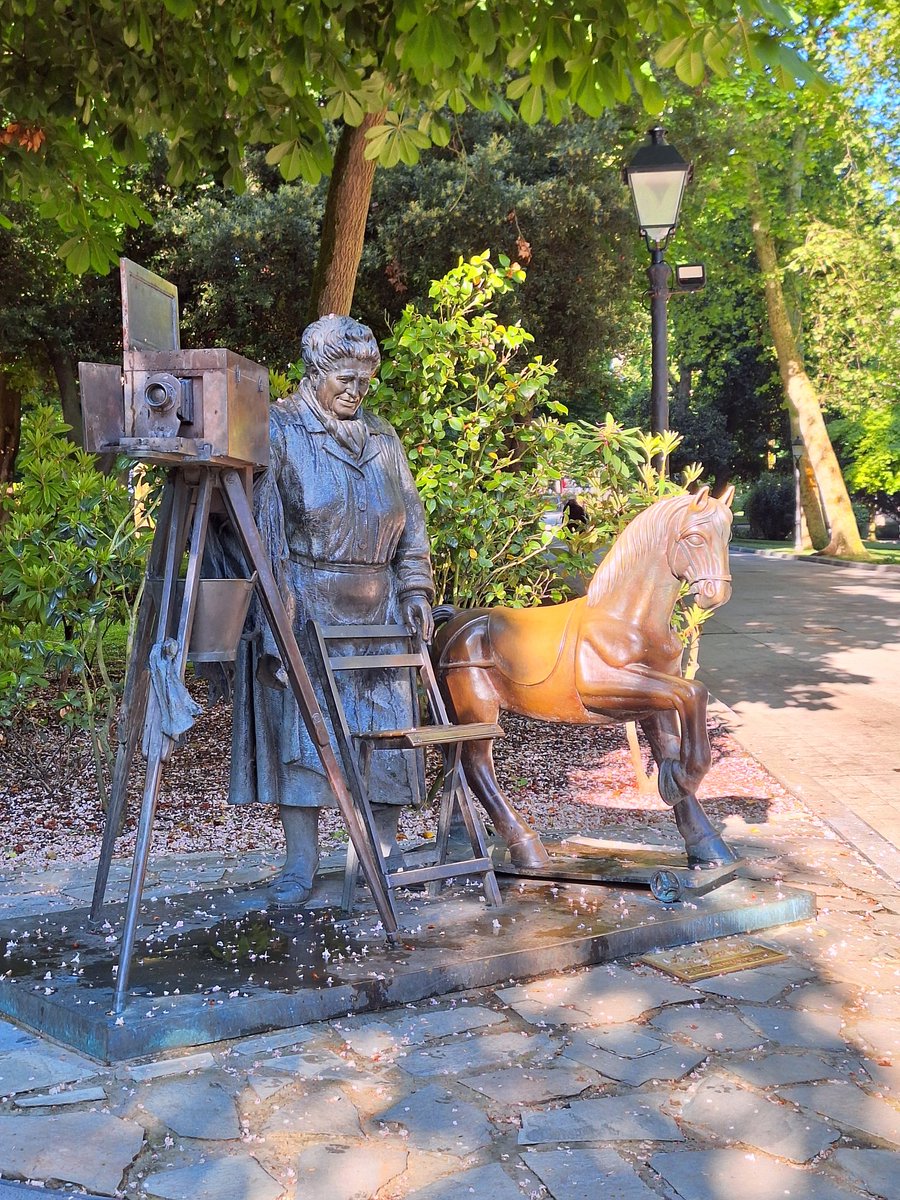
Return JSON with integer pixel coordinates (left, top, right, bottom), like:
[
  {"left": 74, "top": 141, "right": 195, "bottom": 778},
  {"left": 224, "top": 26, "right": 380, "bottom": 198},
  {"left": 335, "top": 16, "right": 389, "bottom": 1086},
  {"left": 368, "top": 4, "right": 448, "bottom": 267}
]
[{"left": 668, "top": 485, "right": 734, "bottom": 609}]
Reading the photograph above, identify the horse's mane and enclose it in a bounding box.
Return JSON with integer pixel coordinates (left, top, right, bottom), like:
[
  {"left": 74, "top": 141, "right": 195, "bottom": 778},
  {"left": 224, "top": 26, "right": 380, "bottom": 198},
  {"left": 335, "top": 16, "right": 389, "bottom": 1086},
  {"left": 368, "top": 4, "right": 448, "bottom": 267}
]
[{"left": 586, "top": 494, "right": 702, "bottom": 606}]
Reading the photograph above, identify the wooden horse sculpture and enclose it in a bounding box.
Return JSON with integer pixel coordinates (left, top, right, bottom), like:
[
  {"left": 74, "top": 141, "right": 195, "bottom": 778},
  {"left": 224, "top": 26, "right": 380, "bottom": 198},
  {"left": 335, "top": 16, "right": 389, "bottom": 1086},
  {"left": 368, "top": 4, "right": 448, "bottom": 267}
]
[{"left": 432, "top": 487, "right": 736, "bottom": 871}]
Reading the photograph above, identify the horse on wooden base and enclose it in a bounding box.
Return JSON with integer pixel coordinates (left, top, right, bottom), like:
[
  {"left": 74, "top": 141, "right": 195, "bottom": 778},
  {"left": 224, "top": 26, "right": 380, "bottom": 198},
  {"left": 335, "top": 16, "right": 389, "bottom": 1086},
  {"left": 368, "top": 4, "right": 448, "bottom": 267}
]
[{"left": 432, "top": 487, "right": 736, "bottom": 870}]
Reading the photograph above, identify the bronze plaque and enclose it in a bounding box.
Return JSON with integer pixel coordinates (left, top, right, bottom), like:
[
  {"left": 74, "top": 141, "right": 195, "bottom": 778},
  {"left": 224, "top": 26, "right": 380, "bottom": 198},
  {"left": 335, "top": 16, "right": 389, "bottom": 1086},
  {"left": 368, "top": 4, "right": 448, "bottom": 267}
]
[{"left": 640, "top": 936, "right": 789, "bottom": 981}]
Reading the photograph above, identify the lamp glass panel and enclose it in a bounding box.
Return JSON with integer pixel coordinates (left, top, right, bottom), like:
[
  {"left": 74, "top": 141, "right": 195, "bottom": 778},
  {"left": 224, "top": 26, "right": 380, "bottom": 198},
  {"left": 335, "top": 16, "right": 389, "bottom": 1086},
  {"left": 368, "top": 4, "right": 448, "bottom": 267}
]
[{"left": 628, "top": 167, "right": 688, "bottom": 241}]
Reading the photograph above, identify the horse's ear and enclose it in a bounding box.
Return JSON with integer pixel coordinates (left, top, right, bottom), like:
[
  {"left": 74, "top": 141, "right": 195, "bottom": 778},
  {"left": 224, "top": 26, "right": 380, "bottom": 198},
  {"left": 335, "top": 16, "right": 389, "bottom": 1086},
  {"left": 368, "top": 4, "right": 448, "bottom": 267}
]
[
  {"left": 691, "top": 485, "right": 710, "bottom": 511},
  {"left": 720, "top": 484, "right": 736, "bottom": 509}
]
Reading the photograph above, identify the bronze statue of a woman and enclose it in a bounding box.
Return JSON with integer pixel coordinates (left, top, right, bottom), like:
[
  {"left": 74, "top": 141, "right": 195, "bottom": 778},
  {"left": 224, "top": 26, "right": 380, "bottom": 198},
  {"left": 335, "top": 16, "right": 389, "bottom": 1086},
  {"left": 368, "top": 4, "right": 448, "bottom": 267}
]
[{"left": 230, "top": 315, "right": 434, "bottom": 905}]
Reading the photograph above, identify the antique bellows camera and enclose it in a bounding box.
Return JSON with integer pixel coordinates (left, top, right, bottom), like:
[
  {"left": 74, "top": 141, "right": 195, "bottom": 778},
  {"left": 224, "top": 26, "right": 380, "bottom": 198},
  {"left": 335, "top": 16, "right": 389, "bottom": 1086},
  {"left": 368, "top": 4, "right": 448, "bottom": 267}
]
[{"left": 79, "top": 259, "right": 269, "bottom": 469}]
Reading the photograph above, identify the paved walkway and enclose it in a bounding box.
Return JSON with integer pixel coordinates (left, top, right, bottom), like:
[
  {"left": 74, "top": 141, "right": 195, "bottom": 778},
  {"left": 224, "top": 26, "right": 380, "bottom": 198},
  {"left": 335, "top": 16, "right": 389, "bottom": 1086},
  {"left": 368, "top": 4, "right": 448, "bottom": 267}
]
[
  {"left": 699, "top": 550, "right": 900, "bottom": 881},
  {"left": 0, "top": 551, "right": 896, "bottom": 1200}
]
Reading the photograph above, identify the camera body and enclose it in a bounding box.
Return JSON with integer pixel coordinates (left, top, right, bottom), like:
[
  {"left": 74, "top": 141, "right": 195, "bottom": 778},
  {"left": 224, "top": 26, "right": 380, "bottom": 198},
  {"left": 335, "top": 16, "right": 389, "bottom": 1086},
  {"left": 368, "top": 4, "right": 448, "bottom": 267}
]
[
  {"left": 79, "top": 259, "right": 270, "bottom": 469},
  {"left": 81, "top": 348, "right": 270, "bottom": 468}
]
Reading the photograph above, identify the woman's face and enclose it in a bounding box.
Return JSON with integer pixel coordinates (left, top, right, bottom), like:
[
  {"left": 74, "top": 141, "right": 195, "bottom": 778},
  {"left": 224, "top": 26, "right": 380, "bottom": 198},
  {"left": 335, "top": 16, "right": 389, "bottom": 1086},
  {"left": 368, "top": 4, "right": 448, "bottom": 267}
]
[{"left": 314, "top": 356, "right": 376, "bottom": 420}]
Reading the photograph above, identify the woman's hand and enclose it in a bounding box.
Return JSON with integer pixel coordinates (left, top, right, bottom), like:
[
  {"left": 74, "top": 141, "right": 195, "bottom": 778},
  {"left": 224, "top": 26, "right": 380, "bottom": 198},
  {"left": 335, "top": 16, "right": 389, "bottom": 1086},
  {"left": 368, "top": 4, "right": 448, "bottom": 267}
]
[{"left": 400, "top": 593, "right": 434, "bottom": 644}]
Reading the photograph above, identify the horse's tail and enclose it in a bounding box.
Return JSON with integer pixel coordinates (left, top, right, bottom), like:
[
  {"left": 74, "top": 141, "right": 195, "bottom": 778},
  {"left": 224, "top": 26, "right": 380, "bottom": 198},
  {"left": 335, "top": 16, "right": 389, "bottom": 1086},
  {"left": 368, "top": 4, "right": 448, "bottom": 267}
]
[{"left": 431, "top": 603, "right": 459, "bottom": 630}]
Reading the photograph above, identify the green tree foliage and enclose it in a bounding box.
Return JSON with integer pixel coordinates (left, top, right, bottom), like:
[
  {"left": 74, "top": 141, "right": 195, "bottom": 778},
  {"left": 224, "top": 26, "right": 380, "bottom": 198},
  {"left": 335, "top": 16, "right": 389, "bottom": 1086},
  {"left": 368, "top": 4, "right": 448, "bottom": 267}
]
[
  {"left": 1, "top": 0, "right": 809, "bottom": 275},
  {"left": 666, "top": 219, "right": 784, "bottom": 488},
  {"left": 369, "top": 252, "right": 672, "bottom": 606},
  {"left": 0, "top": 406, "right": 149, "bottom": 801},
  {"left": 356, "top": 111, "right": 645, "bottom": 420},
  {"left": 786, "top": 219, "right": 900, "bottom": 497},
  {"left": 146, "top": 183, "right": 325, "bottom": 365}
]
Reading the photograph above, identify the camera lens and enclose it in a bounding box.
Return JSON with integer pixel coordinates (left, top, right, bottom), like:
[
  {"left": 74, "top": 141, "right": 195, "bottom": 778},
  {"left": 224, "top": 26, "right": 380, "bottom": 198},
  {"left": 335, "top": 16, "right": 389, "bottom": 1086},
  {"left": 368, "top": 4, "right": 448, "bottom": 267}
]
[{"left": 144, "top": 374, "right": 178, "bottom": 412}]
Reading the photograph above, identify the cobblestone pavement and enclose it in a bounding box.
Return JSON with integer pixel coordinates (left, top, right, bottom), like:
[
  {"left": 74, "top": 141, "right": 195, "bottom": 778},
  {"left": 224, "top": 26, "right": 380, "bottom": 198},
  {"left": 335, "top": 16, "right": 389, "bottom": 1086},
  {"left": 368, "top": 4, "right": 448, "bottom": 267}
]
[{"left": 0, "top": 789, "right": 897, "bottom": 1200}]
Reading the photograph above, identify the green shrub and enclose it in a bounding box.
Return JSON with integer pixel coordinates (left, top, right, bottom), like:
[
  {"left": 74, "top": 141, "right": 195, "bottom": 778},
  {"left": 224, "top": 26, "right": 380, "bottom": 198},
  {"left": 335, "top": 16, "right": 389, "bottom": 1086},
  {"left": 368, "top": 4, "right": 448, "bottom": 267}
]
[
  {"left": 369, "top": 252, "right": 675, "bottom": 606},
  {"left": 851, "top": 501, "right": 870, "bottom": 538},
  {"left": 745, "top": 474, "right": 794, "bottom": 540},
  {"left": 0, "top": 406, "right": 150, "bottom": 803}
]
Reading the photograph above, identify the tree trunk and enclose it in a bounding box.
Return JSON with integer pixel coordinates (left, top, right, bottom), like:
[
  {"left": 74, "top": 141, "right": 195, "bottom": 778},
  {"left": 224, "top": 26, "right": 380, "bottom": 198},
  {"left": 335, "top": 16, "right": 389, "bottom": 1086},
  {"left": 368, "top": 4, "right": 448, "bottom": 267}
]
[
  {"left": 47, "top": 343, "right": 83, "bottom": 446},
  {"left": 787, "top": 406, "right": 828, "bottom": 550},
  {"left": 307, "top": 111, "right": 386, "bottom": 323},
  {"left": 747, "top": 169, "right": 869, "bottom": 560},
  {"left": 783, "top": 126, "right": 807, "bottom": 350},
  {"left": 0, "top": 371, "right": 22, "bottom": 514}
]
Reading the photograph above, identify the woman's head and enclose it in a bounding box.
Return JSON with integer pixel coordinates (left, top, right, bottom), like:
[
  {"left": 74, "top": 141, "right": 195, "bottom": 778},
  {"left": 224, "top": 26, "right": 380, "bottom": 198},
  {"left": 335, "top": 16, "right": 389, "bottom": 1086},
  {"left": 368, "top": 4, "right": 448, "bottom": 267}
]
[{"left": 300, "top": 315, "right": 381, "bottom": 379}]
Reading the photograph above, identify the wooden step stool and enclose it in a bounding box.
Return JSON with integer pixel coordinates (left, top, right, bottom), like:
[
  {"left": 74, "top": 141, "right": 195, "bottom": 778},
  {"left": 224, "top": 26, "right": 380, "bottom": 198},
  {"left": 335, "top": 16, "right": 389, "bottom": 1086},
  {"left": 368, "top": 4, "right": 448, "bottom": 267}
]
[{"left": 308, "top": 621, "right": 503, "bottom": 915}]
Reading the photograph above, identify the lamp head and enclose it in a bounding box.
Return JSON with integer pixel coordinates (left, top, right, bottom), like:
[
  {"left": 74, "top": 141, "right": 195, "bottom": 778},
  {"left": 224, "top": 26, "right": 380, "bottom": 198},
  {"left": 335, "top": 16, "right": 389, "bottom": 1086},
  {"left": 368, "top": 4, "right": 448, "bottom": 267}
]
[{"left": 623, "top": 126, "right": 692, "bottom": 250}]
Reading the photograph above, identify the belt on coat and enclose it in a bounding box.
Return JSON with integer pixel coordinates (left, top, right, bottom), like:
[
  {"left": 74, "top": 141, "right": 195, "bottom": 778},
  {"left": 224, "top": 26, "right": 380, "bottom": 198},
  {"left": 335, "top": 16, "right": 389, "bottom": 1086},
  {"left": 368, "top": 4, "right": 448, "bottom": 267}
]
[{"left": 290, "top": 554, "right": 390, "bottom": 574}]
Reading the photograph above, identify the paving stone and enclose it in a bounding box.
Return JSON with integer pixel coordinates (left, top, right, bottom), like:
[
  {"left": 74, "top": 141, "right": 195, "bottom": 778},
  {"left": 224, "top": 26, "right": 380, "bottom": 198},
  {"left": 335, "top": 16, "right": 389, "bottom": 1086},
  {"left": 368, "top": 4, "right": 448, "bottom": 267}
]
[
  {"left": 399, "top": 1030, "right": 556, "bottom": 1077},
  {"left": 739, "top": 1004, "right": 848, "bottom": 1051},
  {"left": 678, "top": 1073, "right": 839, "bottom": 1163},
  {"left": 0, "top": 1047, "right": 98, "bottom": 1096},
  {"left": 782, "top": 983, "right": 851, "bottom": 1014},
  {"left": 156, "top": 866, "right": 225, "bottom": 883},
  {"left": 523, "top": 1148, "right": 661, "bottom": 1200},
  {"left": 338, "top": 1021, "right": 398, "bottom": 1059},
  {"left": 0, "top": 1180, "right": 103, "bottom": 1200},
  {"left": 778, "top": 1081, "right": 900, "bottom": 1148},
  {"left": 141, "top": 1077, "right": 241, "bottom": 1140},
  {"left": 376, "top": 1083, "right": 494, "bottom": 1153},
  {"left": 229, "top": 1026, "right": 316, "bottom": 1057},
  {"left": 650, "top": 1149, "right": 863, "bottom": 1200},
  {"left": 16, "top": 1085, "right": 107, "bottom": 1108},
  {"left": 294, "top": 1142, "right": 407, "bottom": 1200},
  {"left": 518, "top": 1093, "right": 683, "bottom": 1146},
  {"left": 693, "top": 961, "right": 811, "bottom": 1002},
  {"left": 848, "top": 1017, "right": 900, "bottom": 1056},
  {"left": 259, "top": 1047, "right": 372, "bottom": 1082},
  {"left": 128, "top": 1051, "right": 216, "bottom": 1081},
  {"left": 0, "top": 1021, "right": 38, "bottom": 1052},
  {"left": 563, "top": 1028, "right": 705, "bottom": 1085},
  {"left": 727, "top": 1051, "right": 857, "bottom": 1088},
  {"left": 0, "top": 895, "right": 75, "bottom": 917},
  {"left": 0, "top": 1111, "right": 144, "bottom": 1194},
  {"left": 406, "top": 1163, "right": 524, "bottom": 1200},
  {"left": 833, "top": 1148, "right": 900, "bottom": 1200},
  {"left": 245, "top": 1074, "right": 291, "bottom": 1103},
  {"left": 864, "top": 1059, "right": 900, "bottom": 1095},
  {"left": 857, "top": 994, "right": 900, "bottom": 1022},
  {"left": 650, "top": 1007, "right": 763, "bottom": 1051},
  {"left": 497, "top": 965, "right": 697, "bottom": 1026},
  {"left": 261, "top": 1085, "right": 362, "bottom": 1138},
  {"left": 459, "top": 1058, "right": 602, "bottom": 1104},
  {"left": 142, "top": 1155, "right": 284, "bottom": 1200},
  {"left": 387, "top": 1005, "right": 505, "bottom": 1044}
]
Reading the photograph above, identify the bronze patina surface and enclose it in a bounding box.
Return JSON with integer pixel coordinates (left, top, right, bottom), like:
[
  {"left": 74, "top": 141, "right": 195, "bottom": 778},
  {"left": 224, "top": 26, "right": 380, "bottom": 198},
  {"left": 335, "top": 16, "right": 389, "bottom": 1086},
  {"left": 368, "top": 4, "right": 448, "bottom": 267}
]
[{"left": 433, "top": 488, "right": 737, "bottom": 872}]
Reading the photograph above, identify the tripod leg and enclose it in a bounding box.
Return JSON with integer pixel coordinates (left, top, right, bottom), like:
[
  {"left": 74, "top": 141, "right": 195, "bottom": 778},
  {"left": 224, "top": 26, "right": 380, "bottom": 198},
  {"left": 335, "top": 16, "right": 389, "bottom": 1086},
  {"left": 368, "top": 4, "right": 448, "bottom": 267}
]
[
  {"left": 112, "top": 746, "right": 166, "bottom": 1014},
  {"left": 112, "top": 475, "right": 212, "bottom": 1012},
  {"left": 91, "top": 582, "right": 155, "bottom": 920},
  {"left": 91, "top": 477, "right": 177, "bottom": 921},
  {"left": 219, "top": 469, "right": 399, "bottom": 934}
]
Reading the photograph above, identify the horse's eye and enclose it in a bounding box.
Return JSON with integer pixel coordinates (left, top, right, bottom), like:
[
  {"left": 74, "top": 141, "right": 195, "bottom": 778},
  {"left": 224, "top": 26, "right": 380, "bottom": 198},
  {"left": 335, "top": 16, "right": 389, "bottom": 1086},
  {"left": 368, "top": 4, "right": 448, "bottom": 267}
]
[{"left": 684, "top": 533, "right": 705, "bottom": 546}]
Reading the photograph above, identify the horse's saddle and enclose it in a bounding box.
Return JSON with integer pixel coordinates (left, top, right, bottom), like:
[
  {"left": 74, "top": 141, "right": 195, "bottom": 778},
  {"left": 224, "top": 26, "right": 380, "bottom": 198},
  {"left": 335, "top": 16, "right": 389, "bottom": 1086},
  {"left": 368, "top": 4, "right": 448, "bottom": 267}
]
[{"left": 486, "top": 600, "right": 584, "bottom": 687}]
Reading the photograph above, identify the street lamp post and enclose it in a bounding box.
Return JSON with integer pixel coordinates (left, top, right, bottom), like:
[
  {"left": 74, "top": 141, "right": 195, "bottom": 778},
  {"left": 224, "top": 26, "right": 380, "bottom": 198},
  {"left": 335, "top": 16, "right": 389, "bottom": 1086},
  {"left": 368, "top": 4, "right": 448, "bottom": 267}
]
[
  {"left": 623, "top": 127, "right": 692, "bottom": 457},
  {"left": 791, "top": 435, "right": 804, "bottom": 551}
]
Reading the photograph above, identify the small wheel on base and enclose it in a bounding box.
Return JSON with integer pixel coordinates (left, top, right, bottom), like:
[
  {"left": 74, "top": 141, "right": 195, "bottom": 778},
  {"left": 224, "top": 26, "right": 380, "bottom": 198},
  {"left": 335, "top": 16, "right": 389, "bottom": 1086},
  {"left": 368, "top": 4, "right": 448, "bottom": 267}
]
[{"left": 650, "top": 869, "right": 683, "bottom": 904}]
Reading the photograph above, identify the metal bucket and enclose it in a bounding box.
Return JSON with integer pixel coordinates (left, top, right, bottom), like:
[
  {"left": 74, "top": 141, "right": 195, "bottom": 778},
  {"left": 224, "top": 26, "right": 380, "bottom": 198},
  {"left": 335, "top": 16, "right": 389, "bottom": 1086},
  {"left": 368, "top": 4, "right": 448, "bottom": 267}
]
[{"left": 149, "top": 575, "right": 257, "bottom": 662}]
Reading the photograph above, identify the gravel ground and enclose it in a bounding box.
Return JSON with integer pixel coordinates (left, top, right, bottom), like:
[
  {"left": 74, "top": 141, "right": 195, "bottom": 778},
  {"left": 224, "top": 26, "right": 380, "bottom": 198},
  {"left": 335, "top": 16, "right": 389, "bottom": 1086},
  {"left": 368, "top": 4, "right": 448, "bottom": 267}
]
[{"left": 0, "top": 690, "right": 800, "bottom": 873}]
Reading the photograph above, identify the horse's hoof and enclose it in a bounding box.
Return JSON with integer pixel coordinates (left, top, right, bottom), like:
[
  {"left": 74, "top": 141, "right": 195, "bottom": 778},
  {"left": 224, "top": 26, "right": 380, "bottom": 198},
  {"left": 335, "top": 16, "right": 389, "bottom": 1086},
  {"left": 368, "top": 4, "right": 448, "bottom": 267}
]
[
  {"left": 686, "top": 834, "right": 738, "bottom": 868},
  {"left": 507, "top": 832, "right": 551, "bottom": 869}
]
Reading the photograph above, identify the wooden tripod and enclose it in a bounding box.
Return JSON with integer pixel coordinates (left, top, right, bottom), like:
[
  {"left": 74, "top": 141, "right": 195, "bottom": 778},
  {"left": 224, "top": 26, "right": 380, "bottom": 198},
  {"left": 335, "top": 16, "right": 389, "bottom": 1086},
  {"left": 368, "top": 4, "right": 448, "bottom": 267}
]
[{"left": 89, "top": 462, "right": 399, "bottom": 1015}]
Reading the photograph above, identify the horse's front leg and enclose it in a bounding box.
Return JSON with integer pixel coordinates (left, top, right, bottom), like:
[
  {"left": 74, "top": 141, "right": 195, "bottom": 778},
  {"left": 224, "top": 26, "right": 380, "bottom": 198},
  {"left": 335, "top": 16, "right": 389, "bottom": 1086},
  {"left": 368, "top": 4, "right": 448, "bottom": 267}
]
[
  {"left": 461, "top": 739, "right": 551, "bottom": 868},
  {"left": 640, "top": 711, "right": 737, "bottom": 867},
  {"left": 580, "top": 666, "right": 710, "bottom": 796}
]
